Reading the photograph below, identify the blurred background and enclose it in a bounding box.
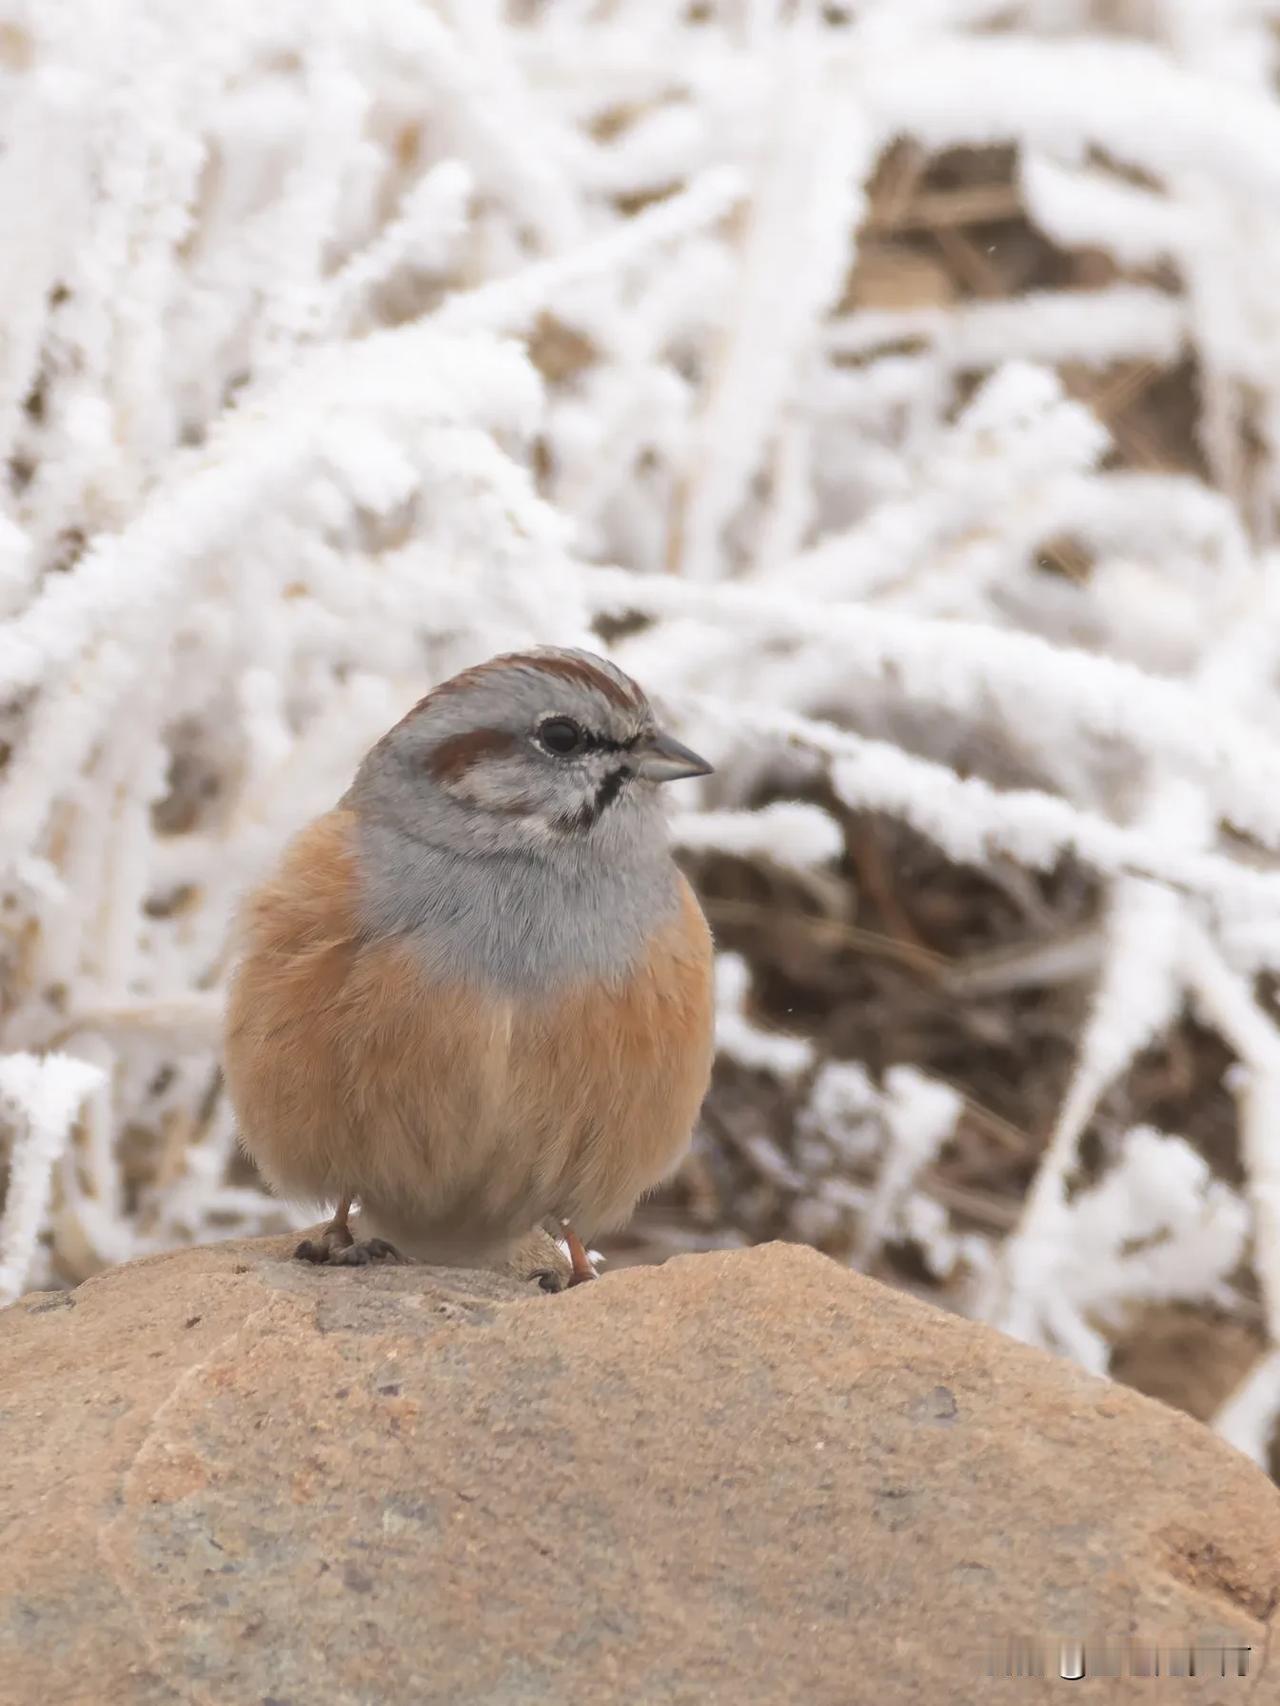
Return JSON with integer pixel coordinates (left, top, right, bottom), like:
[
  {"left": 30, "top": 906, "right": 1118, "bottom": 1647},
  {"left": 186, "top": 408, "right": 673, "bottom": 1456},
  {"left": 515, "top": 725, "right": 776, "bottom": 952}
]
[{"left": 5, "top": 0, "right": 1280, "bottom": 1479}]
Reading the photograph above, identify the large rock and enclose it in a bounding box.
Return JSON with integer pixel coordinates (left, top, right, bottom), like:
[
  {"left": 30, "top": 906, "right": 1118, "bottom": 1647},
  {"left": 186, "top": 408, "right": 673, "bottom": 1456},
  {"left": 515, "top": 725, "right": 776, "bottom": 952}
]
[{"left": 3, "top": 1236, "right": 1278, "bottom": 1705}]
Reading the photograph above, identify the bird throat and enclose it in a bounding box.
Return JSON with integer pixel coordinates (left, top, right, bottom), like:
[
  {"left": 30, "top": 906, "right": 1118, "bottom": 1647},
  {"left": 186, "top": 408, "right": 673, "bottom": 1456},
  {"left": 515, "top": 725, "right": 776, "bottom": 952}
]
[{"left": 354, "top": 817, "right": 682, "bottom": 993}]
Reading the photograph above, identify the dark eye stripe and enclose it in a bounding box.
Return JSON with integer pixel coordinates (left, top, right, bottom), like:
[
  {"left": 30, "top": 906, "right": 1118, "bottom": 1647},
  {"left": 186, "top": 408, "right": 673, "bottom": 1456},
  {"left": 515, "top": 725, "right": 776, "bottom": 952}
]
[
  {"left": 533, "top": 728, "right": 637, "bottom": 757},
  {"left": 580, "top": 730, "right": 637, "bottom": 756}
]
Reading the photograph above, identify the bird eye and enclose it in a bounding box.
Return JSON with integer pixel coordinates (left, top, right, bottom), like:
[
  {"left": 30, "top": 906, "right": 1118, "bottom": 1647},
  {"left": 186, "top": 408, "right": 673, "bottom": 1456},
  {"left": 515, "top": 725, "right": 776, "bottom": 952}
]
[{"left": 537, "top": 717, "right": 585, "bottom": 756}]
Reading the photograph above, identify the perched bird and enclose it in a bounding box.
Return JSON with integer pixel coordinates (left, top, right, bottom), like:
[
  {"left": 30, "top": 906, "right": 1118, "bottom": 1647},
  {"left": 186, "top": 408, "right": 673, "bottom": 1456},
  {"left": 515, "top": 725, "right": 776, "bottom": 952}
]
[{"left": 224, "top": 647, "right": 715, "bottom": 1286}]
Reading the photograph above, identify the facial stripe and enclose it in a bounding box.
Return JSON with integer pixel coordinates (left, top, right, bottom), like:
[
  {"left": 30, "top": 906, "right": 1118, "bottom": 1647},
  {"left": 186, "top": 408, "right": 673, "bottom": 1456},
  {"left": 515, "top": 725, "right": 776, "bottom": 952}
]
[
  {"left": 594, "top": 764, "right": 631, "bottom": 814},
  {"left": 553, "top": 764, "right": 632, "bottom": 835},
  {"left": 426, "top": 727, "right": 517, "bottom": 782}
]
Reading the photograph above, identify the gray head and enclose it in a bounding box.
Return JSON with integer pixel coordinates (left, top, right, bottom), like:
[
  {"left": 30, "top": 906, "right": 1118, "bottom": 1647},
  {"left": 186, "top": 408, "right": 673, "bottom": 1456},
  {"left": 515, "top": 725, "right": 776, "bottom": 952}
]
[{"left": 346, "top": 647, "right": 712, "bottom": 865}]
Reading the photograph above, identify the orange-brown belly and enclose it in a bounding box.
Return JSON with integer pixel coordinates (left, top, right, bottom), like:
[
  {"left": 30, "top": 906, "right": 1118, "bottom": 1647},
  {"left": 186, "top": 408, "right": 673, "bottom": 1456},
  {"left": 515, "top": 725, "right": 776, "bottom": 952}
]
[{"left": 225, "top": 813, "right": 714, "bottom": 1260}]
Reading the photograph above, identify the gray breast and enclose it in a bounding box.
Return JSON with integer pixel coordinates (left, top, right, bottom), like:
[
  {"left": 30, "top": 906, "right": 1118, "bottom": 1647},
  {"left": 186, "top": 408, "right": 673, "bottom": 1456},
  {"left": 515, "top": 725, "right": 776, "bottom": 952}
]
[{"left": 353, "top": 820, "right": 682, "bottom": 992}]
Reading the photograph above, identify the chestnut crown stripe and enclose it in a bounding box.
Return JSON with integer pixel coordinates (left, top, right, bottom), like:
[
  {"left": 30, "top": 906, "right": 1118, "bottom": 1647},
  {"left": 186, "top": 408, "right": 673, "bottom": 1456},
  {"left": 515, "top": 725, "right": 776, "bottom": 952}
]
[
  {"left": 530, "top": 652, "right": 640, "bottom": 710},
  {"left": 399, "top": 650, "right": 643, "bottom": 730}
]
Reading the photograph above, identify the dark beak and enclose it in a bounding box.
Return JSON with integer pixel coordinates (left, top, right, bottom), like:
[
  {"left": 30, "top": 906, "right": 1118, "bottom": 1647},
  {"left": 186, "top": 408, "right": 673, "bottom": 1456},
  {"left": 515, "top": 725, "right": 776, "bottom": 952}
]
[{"left": 634, "top": 728, "right": 714, "bottom": 784}]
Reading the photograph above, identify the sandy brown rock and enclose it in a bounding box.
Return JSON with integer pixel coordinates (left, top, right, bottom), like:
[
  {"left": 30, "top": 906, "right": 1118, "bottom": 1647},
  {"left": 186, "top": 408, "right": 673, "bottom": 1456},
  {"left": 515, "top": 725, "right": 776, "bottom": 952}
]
[{"left": 2, "top": 1236, "right": 1278, "bottom": 1706}]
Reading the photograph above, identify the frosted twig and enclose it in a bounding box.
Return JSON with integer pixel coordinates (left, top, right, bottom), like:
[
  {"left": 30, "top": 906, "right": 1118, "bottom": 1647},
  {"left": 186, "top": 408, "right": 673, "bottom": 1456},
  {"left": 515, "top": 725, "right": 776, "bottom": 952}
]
[
  {"left": 432, "top": 167, "right": 744, "bottom": 336},
  {"left": 584, "top": 566, "right": 1280, "bottom": 849},
  {"left": 1183, "top": 924, "right": 1280, "bottom": 1343},
  {"left": 1212, "top": 1349, "right": 1280, "bottom": 1470},
  {"left": 0, "top": 1053, "right": 104, "bottom": 1303}
]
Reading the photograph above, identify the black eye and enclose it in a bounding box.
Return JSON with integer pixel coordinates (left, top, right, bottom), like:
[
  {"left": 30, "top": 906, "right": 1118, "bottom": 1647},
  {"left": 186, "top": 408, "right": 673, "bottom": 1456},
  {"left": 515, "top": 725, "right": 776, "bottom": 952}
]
[{"left": 537, "top": 717, "right": 585, "bottom": 756}]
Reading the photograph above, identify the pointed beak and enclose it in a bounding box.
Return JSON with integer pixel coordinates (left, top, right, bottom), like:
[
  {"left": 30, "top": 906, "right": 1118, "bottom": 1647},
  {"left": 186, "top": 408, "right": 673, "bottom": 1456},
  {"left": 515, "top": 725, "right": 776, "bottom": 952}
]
[{"left": 633, "top": 728, "right": 714, "bottom": 784}]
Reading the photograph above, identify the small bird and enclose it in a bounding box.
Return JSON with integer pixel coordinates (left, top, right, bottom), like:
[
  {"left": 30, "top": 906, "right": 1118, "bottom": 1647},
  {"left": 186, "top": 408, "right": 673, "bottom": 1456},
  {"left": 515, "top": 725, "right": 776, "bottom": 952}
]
[{"left": 223, "top": 647, "right": 715, "bottom": 1286}]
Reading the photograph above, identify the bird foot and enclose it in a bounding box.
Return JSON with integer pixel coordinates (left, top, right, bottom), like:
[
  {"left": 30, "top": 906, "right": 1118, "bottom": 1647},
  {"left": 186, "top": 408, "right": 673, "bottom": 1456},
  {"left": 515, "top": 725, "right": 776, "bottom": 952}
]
[
  {"left": 560, "top": 1220, "right": 600, "bottom": 1287},
  {"left": 322, "top": 1237, "right": 404, "bottom": 1266},
  {"left": 503, "top": 1227, "right": 572, "bottom": 1292},
  {"left": 294, "top": 1224, "right": 404, "bottom": 1266}
]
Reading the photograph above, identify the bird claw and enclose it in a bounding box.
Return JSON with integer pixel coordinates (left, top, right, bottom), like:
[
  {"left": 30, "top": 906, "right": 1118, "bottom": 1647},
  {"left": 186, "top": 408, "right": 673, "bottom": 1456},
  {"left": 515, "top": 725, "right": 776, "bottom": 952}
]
[
  {"left": 328, "top": 1236, "right": 405, "bottom": 1266},
  {"left": 295, "top": 1234, "right": 404, "bottom": 1266}
]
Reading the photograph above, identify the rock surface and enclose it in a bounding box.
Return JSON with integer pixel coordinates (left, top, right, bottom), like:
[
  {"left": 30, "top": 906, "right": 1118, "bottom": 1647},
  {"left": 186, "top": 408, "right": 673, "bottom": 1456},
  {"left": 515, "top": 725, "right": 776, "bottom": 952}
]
[{"left": 3, "top": 1235, "right": 1279, "bottom": 1706}]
